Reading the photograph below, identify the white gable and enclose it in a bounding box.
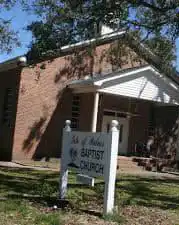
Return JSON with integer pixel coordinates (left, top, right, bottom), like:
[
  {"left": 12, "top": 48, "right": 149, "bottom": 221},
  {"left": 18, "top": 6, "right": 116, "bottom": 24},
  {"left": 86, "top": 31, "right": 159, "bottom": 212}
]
[
  {"left": 95, "top": 66, "right": 179, "bottom": 105},
  {"left": 69, "top": 66, "right": 179, "bottom": 105}
]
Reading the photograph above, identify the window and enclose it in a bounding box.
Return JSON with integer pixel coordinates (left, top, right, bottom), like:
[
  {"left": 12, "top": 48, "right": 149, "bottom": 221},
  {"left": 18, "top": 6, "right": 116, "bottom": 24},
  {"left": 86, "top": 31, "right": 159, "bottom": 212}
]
[
  {"left": 71, "top": 95, "right": 80, "bottom": 129},
  {"left": 3, "top": 88, "right": 13, "bottom": 126},
  {"left": 104, "top": 110, "right": 127, "bottom": 118}
]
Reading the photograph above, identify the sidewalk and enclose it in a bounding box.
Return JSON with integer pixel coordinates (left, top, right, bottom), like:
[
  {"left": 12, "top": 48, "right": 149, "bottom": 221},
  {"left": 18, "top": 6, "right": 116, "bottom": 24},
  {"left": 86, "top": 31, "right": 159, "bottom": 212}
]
[
  {"left": 0, "top": 161, "right": 58, "bottom": 171},
  {"left": 0, "top": 159, "right": 179, "bottom": 179}
]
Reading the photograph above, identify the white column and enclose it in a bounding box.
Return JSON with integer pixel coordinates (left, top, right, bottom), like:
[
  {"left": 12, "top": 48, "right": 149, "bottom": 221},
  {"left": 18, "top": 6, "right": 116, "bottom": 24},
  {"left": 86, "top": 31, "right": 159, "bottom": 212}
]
[
  {"left": 104, "top": 120, "right": 119, "bottom": 215},
  {"left": 91, "top": 92, "right": 99, "bottom": 132}
]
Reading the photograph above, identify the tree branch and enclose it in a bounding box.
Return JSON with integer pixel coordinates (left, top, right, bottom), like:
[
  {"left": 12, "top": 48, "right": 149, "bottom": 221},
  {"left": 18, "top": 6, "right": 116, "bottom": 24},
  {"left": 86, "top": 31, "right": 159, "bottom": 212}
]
[{"left": 127, "top": 0, "right": 178, "bottom": 13}]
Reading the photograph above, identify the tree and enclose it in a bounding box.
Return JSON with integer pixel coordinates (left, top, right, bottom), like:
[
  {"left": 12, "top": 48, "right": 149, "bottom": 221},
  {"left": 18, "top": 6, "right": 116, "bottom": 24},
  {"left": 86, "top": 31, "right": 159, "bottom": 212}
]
[
  {"left": 145, "top": 35, "right": 176, "bottom": 66},
  {"left": 26, "top": 0, "right": 178, "bottom": 64},
  {"left": 0, "top": 0, "right": 20, "bottom": 54}
]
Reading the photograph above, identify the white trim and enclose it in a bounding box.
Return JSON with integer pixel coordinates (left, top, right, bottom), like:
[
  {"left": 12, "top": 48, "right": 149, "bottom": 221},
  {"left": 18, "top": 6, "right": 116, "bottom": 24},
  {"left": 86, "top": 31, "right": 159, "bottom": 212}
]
[
  {"left": 68, "top": 65, "right": 179, "bottom": 105},
  {"left": 61, "top": 30, "right": 126, "bottom": 53},
  {"left": 91, "top": 92, "right": 99, "bottom": 132},
  {"left": 99, "top": 88, "right": 179, "bottom": 105},
  {"left": 103, "top": 109, "right": 124, "bottom": 117},
  {"left": 69, "top": 66, "right": 156, "bottom": 88},
  {"left": 69, "top": 66, "right": 179, "bottom": 91},
  {"left": 94, "top": 66, "right": 152, "bottom": 86},
  {"left": 68, "top": 66, "right": 152, "bottom": 89},
  {"left": 149, "top": 67, "right": 179, "bottom": 91},
  {"left": 98, "top": 89, "right": 128, "bottom": 97},
  {"left": 103, "top": 108, "right": 140, "bottom": 117}
]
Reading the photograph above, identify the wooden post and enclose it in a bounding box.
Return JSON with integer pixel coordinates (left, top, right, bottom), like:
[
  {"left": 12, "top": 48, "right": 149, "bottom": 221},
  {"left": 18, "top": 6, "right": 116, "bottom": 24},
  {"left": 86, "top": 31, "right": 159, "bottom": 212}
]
[
  {"left": 59, "top": 120, "right": 71, "bottom": 199},
  {"left": 104, "top": 120, "right": 119, "bottom": 214}
]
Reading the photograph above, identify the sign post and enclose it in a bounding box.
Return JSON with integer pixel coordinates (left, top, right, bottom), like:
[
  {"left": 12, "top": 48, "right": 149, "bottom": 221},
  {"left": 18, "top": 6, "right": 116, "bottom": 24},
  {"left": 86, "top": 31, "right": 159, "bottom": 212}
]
[
  {"left": 59, "top": 120, "right": 71, "bottom": 199},
  {"left": 76, "top": 174, "right": 95, "bottom": 187},
  {"left": 104, "top": 120, "right": 119, "bottom": 214},
  {"left": 59, "top": 119, "right": 119, "bottom": 215}
]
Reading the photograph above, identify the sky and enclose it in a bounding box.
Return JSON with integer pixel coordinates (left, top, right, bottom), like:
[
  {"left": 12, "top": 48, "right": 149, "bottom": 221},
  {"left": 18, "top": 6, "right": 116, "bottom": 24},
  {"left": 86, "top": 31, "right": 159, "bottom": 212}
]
[
  {"left": 0, "top": 3, "right": 179, "bottom": 71},
  {"left": 0, "top": 2, "right": 38, "bottom": 62}
]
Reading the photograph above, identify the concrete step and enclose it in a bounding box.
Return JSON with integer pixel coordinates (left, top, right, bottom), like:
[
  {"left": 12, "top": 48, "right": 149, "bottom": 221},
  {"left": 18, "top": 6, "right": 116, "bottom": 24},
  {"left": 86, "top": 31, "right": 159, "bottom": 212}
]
[
  {"left": 117, "top": 156, "right": 144, "bottom": 173},
  {"left": 118, "top": 156, "right": 134, "bottom": 161}
]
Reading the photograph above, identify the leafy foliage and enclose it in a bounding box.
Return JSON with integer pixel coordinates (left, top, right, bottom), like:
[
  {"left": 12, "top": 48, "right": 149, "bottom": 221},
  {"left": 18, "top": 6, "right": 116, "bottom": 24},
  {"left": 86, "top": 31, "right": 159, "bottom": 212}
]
[
  {"left": 0, "top": 0, "right": 20, "bottom": 54},
  {"left": 144, "top": 36, "right": 176, "bottom": 66},
  {"left": 25, "top": 0, "right": 178, "bottom": 64}
]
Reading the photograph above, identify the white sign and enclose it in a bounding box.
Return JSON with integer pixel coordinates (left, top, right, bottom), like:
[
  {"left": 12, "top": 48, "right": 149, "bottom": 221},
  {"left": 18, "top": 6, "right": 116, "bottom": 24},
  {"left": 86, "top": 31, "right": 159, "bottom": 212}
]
[
  {"left": 62, "top": 132, "right": 109, "bottom": 177},
  {"left": 76, "top": 174, "right": 95, "bottom": 187},
  {"left": 60, "top": 120, "right": 119, "bottom": 215}
]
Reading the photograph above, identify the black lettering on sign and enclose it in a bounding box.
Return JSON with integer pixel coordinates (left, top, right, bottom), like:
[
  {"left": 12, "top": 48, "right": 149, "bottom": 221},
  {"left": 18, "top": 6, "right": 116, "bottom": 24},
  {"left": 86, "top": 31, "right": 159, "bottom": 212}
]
[
  {"left": 84, "top": 161, "right": 88, "bottom": 170},
  {"left": 88, "top": 136, "right": 104, "bottom": 147},
  {"left": 96, "top": 164, "right": 104, "bottom": 174},
  {"left": 100, "top": 151, "right": 104, "bottom": 160},
  {"left": 80, "top": 148, "right": 104, "bottom": 160},
  {"left": 81, "top": 137, "right": 88, "bottom": 146},
  {"left": 71, "top": 135, "right": 79, "bottom": 144},
  {"left": 81, "top": 148, "right": 85, "bottom": 157},
  {"left": 80, "top": 160, "right": 104, "bottom": 175},
  {"left": 96, "top": 150, "right": 104, "bottom": 160},
  {"left": 96, "top": 151, "right": 100, "bottom": 160}
]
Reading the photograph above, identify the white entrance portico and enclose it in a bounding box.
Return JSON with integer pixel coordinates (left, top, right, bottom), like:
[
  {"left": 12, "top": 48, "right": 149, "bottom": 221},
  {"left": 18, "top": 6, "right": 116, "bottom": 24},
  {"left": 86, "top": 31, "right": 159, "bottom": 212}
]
[{"left": 68, "top": 65, "right": 179, "bottom": 157}]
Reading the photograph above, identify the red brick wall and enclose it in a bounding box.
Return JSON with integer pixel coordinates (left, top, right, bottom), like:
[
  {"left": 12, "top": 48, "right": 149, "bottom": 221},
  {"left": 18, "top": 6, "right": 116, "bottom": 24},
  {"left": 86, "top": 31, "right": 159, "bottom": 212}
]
[
  {"left": 12, "top": 41, "right": 147, "bottom": 160},
  {"left": 12, "top": 56, "right": 74, "bottom": 160}
]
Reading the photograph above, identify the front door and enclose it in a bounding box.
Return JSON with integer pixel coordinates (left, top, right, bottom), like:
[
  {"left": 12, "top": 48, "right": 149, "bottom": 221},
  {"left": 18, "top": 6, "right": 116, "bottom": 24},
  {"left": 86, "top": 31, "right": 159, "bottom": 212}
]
[{"left": 102, "top": 114, "right": 129, "bottom": 155}]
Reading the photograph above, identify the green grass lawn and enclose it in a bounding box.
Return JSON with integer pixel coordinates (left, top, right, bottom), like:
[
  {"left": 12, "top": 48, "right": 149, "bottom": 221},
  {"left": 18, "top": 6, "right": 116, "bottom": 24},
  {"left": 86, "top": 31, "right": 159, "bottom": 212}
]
[{"left": 0, "top": 167, "right": 179, "bottom": 225}]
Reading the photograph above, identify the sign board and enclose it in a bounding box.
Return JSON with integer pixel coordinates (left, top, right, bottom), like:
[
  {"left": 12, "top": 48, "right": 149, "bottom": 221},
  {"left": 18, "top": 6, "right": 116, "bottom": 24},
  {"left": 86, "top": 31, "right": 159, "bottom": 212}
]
[
  {"left": 60, "top": 120, "right": 119, "bottom": 215},
  {"left": 76, "top": 174, "right": 95, "bottom": 187},
  {"left": 62, "top": 131, "right": 109, "bottom": 177}
]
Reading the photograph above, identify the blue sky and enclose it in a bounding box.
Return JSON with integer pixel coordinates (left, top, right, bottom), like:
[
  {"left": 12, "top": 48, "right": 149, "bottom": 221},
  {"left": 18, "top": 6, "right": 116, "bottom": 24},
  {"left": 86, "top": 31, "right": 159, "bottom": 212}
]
[
  {"left": 0, "top": 2, "right": 37, "bottom": 62},
  {"left": 0, "top": 3, "right": 179, "bottom": 71}
]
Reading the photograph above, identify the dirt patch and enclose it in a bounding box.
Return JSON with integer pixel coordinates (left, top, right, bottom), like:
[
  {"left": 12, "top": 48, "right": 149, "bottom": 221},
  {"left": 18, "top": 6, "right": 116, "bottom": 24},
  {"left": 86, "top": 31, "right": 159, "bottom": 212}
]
[{"left": 121, "top": 205, "right": 179, "bottom": 225}]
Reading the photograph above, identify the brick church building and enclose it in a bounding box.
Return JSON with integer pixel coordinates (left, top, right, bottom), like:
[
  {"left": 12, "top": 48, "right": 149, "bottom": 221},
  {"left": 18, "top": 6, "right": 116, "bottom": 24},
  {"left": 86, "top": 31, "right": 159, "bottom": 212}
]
[{"left": 0, "top": 29, "right": 179, "bottom": 161}]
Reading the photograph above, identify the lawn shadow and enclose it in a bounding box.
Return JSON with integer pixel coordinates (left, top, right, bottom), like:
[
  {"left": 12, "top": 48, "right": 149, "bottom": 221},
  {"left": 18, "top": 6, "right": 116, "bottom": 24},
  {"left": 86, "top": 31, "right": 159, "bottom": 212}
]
[
  {"left": 0, "top": 167, "right": 103, "bottom": 216},
  {"left": 0, "top": 167, "right": 59, "bottom": 198},
  {"left": 2, "top": 167, "right": 179, "bottom": 218},
  {"left": 116, "top": 176, "right": 179, "bottom": 210}
]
